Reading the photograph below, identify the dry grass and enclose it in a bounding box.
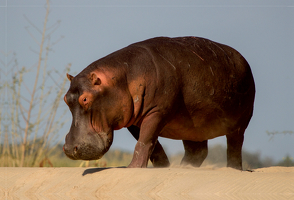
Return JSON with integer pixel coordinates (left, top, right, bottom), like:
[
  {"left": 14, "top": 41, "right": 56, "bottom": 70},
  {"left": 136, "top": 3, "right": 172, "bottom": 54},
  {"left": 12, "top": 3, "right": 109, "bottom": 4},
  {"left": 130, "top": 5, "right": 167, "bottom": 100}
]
[{"left": 2, "top": 0, "right": 71, "bottom": 167}]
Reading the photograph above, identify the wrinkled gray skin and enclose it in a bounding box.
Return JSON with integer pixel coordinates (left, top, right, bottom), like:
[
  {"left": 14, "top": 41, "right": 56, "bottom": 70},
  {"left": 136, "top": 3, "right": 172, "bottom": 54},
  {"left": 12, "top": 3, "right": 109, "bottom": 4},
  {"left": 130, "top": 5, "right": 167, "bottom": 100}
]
[{"left": 63, "top": 36, "right": 255, "bottom": 170}]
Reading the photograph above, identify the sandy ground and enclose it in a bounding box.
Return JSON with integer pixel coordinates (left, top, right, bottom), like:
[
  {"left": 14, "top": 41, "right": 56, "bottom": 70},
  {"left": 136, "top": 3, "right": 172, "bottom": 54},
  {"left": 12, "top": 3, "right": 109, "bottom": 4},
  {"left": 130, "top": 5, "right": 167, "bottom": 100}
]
[{"left": 1, "top": 166, "right": 293, "bottom": 200}]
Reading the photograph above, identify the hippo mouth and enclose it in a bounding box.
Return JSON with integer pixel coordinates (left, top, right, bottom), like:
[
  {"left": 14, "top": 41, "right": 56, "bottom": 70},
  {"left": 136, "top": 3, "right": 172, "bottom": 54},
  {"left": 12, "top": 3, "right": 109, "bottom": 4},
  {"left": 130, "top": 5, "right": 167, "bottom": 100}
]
[
  {"left": 63, "top": 129, "right": 113, "bottom": 161},
  {"left": 64, "top": 142, "right": 104, "bottom": 160}
]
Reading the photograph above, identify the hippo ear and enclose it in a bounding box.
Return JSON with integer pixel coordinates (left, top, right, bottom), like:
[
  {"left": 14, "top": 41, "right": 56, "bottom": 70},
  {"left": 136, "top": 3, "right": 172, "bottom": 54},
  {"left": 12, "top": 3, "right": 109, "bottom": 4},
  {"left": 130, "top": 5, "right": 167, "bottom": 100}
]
[
  {"left": 66, "top": 73, "right": 74, "bottom": 82},
  {"left": 90, "top": 72, "right": 101, "bottom": 85}
]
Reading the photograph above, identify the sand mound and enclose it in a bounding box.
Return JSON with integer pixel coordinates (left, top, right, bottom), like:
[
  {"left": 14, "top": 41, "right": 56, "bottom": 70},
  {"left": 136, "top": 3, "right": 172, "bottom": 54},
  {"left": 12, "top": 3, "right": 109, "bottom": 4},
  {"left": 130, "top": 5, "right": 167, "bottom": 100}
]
[{"left": 1, "top": 166, "right": 293, "bottom": 199}]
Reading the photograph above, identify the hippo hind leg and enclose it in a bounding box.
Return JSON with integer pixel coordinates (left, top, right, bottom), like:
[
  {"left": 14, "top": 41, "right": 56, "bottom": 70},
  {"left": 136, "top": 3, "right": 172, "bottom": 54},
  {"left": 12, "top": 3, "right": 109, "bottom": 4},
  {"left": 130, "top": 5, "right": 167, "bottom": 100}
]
[
  {"left": 226, "top": 128, "right": 245, "bottom": 170},
  {"left": 181, "top": 140, "right": 208, "bottom": 167},
  {"left": 127, "top": 125, "right": 170, "bottom": 168}
]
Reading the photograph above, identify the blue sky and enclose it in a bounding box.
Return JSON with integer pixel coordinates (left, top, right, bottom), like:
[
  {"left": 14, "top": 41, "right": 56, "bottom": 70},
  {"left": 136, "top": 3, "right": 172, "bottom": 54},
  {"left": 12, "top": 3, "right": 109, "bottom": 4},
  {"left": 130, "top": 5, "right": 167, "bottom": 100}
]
[{"left": 2, "top": 0, "right": 294, "bottom": 162}]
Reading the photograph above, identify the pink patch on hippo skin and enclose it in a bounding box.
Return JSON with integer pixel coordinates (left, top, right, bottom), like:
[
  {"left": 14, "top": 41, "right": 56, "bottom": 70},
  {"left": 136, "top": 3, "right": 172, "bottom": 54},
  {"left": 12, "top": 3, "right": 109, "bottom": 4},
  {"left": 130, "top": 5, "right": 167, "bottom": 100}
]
[
  {"left": 89, "top": 70, "right": 117, "bottom": 88},
  {"left": 78, "top": 91, "right": 94, "bottom": 111},
  {"left": 64, "top": 95, "right": 68, "bottom": 106}
]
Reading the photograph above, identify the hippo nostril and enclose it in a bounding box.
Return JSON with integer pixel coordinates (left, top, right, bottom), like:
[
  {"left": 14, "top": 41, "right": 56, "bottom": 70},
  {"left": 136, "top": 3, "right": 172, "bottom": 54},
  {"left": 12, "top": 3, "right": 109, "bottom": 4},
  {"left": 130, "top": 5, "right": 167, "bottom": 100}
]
[{"left": 74, "top": 146, "right": 78, "bottom": 153}]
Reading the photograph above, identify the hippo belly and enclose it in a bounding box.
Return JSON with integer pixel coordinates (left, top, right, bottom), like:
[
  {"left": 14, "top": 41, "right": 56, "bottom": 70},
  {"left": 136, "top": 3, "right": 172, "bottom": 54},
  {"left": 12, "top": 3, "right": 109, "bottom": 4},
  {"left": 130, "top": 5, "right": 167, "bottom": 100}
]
[
  {"left": 160, "top": 105, "right": 233, "bottom": 141},
  {"left": 160, "top": 119, "right": 228, "bottom": 142}
]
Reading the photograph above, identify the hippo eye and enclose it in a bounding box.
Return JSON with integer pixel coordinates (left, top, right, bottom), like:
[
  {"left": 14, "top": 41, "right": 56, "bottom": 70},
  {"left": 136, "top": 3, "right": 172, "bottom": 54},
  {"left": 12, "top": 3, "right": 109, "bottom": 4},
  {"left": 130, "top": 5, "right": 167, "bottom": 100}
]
[{"left": 78, "top": 94, "right": 91, "bottom": 110}]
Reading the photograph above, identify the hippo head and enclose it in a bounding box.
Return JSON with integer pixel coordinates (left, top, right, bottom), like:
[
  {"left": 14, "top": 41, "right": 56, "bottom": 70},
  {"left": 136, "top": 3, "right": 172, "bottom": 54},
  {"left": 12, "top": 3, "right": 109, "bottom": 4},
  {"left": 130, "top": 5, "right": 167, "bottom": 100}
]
[{"left": 63, "top": 69, "right": 133, "bottom": 160}]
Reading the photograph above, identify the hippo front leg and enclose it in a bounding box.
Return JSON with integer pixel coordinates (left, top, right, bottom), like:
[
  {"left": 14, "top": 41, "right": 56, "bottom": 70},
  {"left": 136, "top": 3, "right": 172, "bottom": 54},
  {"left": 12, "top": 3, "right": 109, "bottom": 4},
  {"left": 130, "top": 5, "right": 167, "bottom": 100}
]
[
  {"left": 128, "top": 113, "right": 165, "bottom": 168},
  {"left": 128, "top": 125, "right": 170, "bottom": 168}
]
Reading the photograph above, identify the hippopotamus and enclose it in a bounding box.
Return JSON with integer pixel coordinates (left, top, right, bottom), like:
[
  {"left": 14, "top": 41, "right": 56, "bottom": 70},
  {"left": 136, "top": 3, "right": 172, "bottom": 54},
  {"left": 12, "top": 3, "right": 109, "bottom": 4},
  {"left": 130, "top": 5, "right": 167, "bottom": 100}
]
[{"left": 63, "top": 36, "right": 255, "bottom": 170}]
